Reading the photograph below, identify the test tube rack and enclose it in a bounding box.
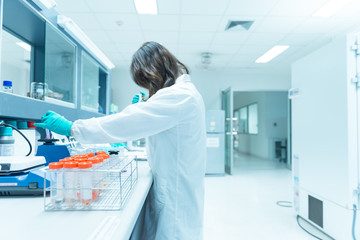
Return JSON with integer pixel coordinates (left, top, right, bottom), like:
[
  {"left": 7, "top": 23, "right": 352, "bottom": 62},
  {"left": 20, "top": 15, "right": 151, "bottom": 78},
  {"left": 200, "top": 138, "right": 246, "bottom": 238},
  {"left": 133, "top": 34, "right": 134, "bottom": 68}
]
[{"left": 43, "top": 156, "right": 138, "bottom": 211}]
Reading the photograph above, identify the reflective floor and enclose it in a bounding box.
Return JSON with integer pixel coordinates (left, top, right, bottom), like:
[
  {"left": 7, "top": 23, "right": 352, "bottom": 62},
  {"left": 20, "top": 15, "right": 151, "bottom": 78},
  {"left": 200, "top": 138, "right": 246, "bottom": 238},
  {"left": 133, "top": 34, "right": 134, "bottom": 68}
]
[{"left": 203, "top": 152, "right": 332, "bottom": 240}]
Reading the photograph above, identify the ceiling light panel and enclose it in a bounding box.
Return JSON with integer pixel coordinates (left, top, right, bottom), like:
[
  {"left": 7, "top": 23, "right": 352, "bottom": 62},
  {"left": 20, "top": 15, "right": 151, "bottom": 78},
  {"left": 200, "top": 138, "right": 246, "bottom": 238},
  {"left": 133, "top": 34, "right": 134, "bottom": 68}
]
[
  {"left": 255, "top": 45, "right": 289, "bottom": 63},
  {"left": 181, "top": 0, "right": 230, "bottom": 15},
  {"left": 225, "top": 0, "right": 278, "bottom": 15},
  {"left": 270, "top": 0, "right": 328, "bottom": 17},
  {"left": 134, "top": 0, "right": 158, "bottom": 15},
  {"left": 312, "top": 0, "right": 353, "bottom": 17}
]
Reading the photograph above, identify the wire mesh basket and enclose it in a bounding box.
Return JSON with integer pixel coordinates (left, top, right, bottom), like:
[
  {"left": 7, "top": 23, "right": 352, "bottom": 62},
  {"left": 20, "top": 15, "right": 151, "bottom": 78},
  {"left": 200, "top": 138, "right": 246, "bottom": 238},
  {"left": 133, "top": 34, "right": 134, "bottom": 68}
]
[{"left": 44, "top": 156, "right": 138, "bottom": 211}]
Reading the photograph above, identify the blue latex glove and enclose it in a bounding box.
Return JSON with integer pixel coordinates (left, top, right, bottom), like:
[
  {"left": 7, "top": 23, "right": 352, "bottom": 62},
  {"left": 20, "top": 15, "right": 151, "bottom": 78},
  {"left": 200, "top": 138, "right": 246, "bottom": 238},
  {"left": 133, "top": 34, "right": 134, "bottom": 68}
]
[
  {"left": 132, "top": 91, "right": 146, "bottom": 104},
  {"left": 34, "top": 111, "right": 73, "bottom": 136}
]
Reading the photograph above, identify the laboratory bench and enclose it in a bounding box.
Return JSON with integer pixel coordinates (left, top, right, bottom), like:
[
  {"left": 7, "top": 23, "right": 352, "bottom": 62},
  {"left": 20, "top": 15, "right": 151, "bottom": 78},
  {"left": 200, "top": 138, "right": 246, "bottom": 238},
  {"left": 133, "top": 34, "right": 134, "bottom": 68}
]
[{"left": 0, "top": 161, "right": 153, "bottom": 240}]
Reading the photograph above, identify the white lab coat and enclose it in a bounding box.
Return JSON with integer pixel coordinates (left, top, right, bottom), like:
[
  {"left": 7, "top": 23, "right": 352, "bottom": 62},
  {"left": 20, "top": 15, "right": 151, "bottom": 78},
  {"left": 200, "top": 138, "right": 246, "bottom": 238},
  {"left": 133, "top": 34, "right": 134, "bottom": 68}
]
[{"left": 72, "top": 74, "right": 206, "bottom": 239}]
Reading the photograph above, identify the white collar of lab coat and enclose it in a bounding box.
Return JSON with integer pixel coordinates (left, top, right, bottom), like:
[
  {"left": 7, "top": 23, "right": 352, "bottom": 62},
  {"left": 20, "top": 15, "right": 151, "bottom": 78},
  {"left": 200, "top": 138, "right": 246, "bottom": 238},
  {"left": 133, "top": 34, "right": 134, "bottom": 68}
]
[{"left": 175, "top": 74, "right": 191, "bottom": 84}]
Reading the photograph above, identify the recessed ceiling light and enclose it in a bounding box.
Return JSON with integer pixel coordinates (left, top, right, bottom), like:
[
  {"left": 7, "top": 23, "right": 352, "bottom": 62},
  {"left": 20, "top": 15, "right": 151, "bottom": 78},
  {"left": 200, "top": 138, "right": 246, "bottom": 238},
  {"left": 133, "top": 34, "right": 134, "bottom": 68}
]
[
  {"left": 134, "top": 0, "right": 157, "bottom": 15},
  {"left": 255, "top": 45, "right": 289, "bottom": 63},
  {"left": 312, "top": 0, "right": 352, "bottom": 17}
]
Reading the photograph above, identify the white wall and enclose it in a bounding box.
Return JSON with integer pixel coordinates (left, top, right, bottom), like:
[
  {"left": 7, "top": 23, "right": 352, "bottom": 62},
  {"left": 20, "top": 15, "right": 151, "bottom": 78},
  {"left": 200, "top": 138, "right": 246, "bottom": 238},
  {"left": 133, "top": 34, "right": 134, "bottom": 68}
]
[
  {"left": 111, "top": 67, "right": 148, "bottom": 111},
  {"left": 234, "top": 91, "right": 288, "bottom": 159},
  {"left": 111, "top": 66, "right": 291, "bottom": 111}
]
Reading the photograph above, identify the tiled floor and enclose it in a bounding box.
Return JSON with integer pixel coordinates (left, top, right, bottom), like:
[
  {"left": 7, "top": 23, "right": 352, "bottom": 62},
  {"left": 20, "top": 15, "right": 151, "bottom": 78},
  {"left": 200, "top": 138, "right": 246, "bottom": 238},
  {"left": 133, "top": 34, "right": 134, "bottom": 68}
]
[{"left": 203, "top": 153, "right": 332, "bottom": 240}]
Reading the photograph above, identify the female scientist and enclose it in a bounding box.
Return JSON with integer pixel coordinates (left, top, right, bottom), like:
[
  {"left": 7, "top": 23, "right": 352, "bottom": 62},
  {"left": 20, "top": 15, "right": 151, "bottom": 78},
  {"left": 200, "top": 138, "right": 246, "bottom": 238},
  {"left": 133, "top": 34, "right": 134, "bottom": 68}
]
[{"left": 35, "top": 41, "right": 207, "bottom": 240}]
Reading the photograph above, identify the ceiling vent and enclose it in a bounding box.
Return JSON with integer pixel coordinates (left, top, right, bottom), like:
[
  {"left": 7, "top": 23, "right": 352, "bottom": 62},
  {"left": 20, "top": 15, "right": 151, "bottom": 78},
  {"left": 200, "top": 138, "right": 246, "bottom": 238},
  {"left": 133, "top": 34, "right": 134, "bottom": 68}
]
[{"left": 225, "top": 20, "right": 254, "bottom": 31}]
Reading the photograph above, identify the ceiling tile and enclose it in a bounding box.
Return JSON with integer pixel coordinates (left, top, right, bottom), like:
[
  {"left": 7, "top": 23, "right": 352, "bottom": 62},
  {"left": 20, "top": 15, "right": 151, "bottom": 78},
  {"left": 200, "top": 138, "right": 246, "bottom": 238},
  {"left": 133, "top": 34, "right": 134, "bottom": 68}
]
[
  {"left": 158, "top": 0, "right": 181, "bottom": 14},
  {"left": 82, "top": 30, "right": 112, "bottom": 43},
  {"left": 177, "top": 53, "right": 200, "bottom": 66},
  {"left": 60, "top": 13, "right": 103, "bottom": 30},
  {"left": 179, "top": 32, "right": 215, "bottom": 45},
  {"left": 269, "top": 0, "right": 328, "bottom": 17},
  {"left": 212, "top": 32, "right": 249, "bottom": 45},
  {"left": 225, "top": 0, "right": 279, "bottom": 16},
  {"left": 227, "top": 56, "right": 254, "bottom": 67},
  {"left": 293, "top": 18, "right": 349, "bottom": 34},
  {"left": 56, "top": 0, "right": 90, "bottom": 12},
  {"left": 94, "top": 42, "right": 119, "bottom": 53},
  {"left": 180, "top": 15, "right": 222, "bottom": 32},
  {"left": 139, "top": 15, "right": 180, "bottom": 31},
  {"left": 334, "top": 1, "right": 360, "bottom": 18},
  {"left": 245, "top": 32, "right": 287, "bottom": 45},
  {"left": 86, "top": 0, "right": 136, "bottom": 13},
  {"left": 116, "top": 43, "right": 143, "bottom": 54},
  {"left": 178, "top": 44, "right": 210, "bottom": 56},
  {"left": 181, "top": 0, "right": 230, "bottom": 15},
  {"left": 143, "top": 31, "right": 179, "bottom": 45},
  {"left": 208, "top": 44, "right": 242, "bottom": 55},
  {"left": 95, "top": 13, "right": 141, "bottom": 31},
  {"left": 278, "top": 33, "right": 323, "bottom": 45},
  {"left": 253, "top": 16, "right": 306, "bottom": 33},
  {"left": 237, "top": 44, "right": 277, "bottom": 57},
  {"left": 107, "top": 31, "right": 144, "bottom": 44}
]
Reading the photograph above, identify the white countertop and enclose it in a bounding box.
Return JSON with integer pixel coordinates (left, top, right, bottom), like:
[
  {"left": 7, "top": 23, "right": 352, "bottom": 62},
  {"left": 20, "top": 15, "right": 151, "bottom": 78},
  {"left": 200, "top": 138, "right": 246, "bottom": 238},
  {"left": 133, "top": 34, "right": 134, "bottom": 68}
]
[{"left": 0, "top": 161, "right": 153, "bottom": 240}]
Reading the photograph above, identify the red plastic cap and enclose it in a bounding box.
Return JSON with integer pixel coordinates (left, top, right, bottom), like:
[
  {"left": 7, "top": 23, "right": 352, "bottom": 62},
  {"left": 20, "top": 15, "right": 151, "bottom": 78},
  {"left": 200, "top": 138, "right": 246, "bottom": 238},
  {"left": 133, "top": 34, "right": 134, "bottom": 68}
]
[
  {"left": 49, "top": 162, "right": 63, "bottom": 169},
  {"left": 97, "top": 154, "right": 109, "bottom": 159},
  {"left": 86, "top": 152, "right": 95, "bottom": 157},
  {"left": 27, "top": 122, "right": 36, "bottom": 128},
  {"left": 89, "top": 157, "right": 102, "bottom": 164},
  {"left": 59, "top": 157, "right": 75, "bottom": 162},
  {"left": 64, "top": 161, "right": 78, "bottom": 168},
  {"left": 78, "top": 161, "right": 92, "bottom": 169}
]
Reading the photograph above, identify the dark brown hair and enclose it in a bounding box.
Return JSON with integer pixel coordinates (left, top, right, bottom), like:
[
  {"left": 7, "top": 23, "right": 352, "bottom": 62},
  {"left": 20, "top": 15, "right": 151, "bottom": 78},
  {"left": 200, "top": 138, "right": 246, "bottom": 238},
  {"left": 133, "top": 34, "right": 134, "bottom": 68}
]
[{"left": 130, "top": 41, "right": 189, "bottom": 97}]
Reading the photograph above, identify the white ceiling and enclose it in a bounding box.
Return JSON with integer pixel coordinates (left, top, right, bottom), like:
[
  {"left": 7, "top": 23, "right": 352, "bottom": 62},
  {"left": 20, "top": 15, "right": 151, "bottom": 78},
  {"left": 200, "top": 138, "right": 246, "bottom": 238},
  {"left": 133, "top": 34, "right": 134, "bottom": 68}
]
[{"left": 54, "top": 0, "right": 360, "bottom": 72}]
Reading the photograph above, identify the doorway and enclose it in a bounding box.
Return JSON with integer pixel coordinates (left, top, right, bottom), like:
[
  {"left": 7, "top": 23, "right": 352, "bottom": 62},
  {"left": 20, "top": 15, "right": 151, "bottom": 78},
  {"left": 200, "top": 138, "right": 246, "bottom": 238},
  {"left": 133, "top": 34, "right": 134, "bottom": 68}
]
[{"left": 222, "top": 90, "right": 291, "bottom": 174}]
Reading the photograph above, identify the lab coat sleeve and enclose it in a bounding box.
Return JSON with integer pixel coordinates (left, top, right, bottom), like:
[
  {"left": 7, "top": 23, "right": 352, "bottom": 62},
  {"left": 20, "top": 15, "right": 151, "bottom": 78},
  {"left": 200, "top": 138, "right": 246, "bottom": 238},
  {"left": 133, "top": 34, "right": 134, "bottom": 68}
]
[{"left": 72, "top": 89, "right": 189, "bottom": 144}]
